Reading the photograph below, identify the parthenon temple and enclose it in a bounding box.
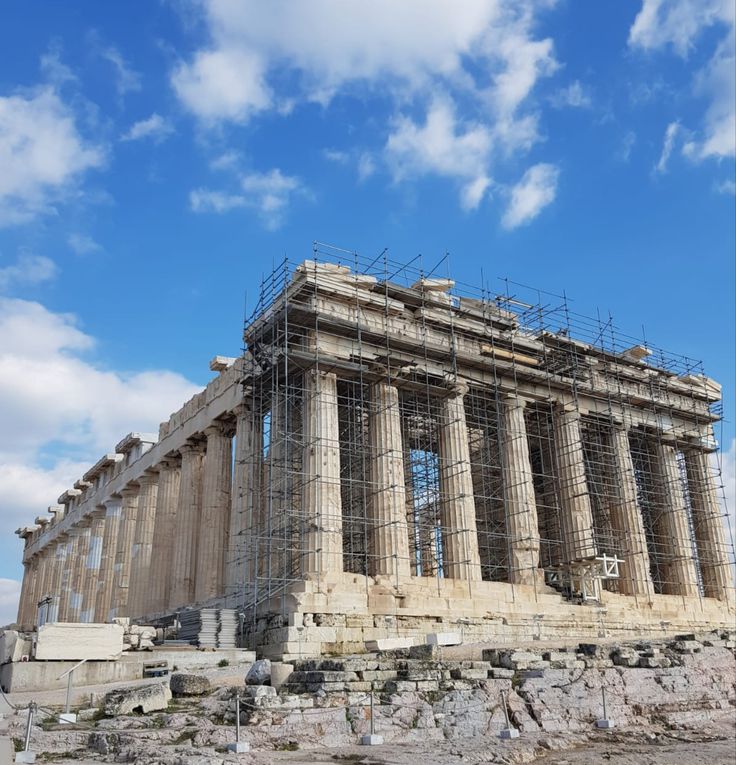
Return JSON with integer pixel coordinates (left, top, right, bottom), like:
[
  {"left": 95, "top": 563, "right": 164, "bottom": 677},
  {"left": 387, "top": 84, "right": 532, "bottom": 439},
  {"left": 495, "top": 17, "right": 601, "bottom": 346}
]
[{"left": 15, "top": 248, "right": 735, "bottom": 658}]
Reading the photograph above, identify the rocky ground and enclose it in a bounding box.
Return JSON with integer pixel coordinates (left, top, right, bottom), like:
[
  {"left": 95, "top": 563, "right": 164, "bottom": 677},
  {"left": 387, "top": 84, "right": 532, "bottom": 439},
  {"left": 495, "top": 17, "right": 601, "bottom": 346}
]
[{"left": 2, "top": 630, "right": 734, "bottom": 764}]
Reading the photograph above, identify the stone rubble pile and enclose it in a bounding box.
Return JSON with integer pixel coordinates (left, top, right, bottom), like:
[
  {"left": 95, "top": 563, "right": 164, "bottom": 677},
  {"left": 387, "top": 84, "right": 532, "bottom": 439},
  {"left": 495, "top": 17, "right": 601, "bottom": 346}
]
[{"left": 113, "top": 618, "right": 157, "bottom": 651}]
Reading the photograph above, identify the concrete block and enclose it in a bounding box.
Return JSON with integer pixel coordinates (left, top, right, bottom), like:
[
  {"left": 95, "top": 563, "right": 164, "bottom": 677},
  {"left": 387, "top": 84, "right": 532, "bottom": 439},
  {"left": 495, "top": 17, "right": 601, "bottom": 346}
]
[
  {"left": 596, "top": 719, "right": 615, "bottom": 729},
  {"left": 270, "top": 662, "right": 294, "bottom": 690},
  {"left": 426, "top": 632, "right": 462, "bottom": 647},
  {"left": 360, "top": 734, "right": 384, "bottom": 745},
  {"left": 15, "top": 752, "right": 36, "bottom": 764},
  {"left": 58, "top": 713, "right": 77, "bottom": 724},
  {"left": 499, "top": 727, "right": 520, "bottom": 739},
  {"left": 226, "top": 741, "right": 250, "bottom": 753}
]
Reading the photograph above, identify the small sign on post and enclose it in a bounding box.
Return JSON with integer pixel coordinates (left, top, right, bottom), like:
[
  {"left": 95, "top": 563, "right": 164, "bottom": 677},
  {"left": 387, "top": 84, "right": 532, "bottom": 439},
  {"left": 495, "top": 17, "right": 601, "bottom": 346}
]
[
  {"left": 596, "top": 686, "right": 615, "bottom": 729},
  {"left": 14, "top": 702, "right": 37, "bottom": 763},
  {"left": 360, "top": 690, "right": 384, "bottom": 746},
  {"left": 498, "top": 689, "right": 520, "bottom": 739}
]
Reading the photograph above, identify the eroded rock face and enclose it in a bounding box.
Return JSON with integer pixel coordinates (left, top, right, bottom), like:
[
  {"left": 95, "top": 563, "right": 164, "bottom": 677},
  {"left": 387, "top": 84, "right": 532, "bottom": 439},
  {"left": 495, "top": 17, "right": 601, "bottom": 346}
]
[
  {"left": 170, "top": 672, "right": 212, "bottom": 696},
  {"left": 103, "top": 682, "right": 172, "bottom": 716},
  {"left": 246, "top": 658, "right": 271, "bottom": 685}
]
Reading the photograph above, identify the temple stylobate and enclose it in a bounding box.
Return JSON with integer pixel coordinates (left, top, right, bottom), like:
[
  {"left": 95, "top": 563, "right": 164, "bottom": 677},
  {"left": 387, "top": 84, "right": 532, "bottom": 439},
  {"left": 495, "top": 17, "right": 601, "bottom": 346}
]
[{"left": 15, "top": 248, "right": 735, "bottom": 659}]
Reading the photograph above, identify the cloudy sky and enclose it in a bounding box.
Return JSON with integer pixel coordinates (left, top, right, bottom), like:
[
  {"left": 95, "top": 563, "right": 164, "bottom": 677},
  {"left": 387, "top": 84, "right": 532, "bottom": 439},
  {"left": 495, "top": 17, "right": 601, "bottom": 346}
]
[{"left": 0, "top": 0, "right": 734, "bottom": 623}]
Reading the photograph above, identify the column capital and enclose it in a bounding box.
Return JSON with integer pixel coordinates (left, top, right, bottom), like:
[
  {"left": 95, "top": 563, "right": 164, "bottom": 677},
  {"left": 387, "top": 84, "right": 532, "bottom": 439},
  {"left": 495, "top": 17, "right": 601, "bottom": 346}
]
[
  {"left": 233, "top": 402, "right": 251, "bottom": 417},
  {"left": 137, "top": 469, "right": 159, "bottom": 486},
  {"left": 158, "top": 453, "right": 182, "bottom": 470},
  {"left": 204, "top": 421, "right": 231, "bottom": 439},
  {"left": 446, "top": 380, "right": 469, "bottom": 398},
  {"left": 120, "top": 483, "right": 140, "bottom": 498},
  {"left": 180, "top": 440, "right": 206, "bottom": 455}
]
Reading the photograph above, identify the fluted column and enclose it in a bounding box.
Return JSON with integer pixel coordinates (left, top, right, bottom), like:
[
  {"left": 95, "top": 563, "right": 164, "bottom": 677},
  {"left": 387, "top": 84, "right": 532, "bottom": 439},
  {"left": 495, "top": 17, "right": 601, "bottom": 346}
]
[
  {"left": 227, "top": 403, "right": 262, "bottom": 596},
  {"left": 59, "top": 526, "right": 82, "bottom": 622},
  {"left": 684, "top": 448, "right": 732, "bottom": 600},
  {"left": 95, "top": 497, "right": 122, "bottom": 622},
  {"left": 195, "top": 423, "right": 233, "bottom": 602},
  {"left": 46, "top": 538, "right": 69, "bottom": 623},
  {"left": 610, "top": 426, "right": 654, "bottom": 597},
  {"left": 500, "top": 395, "right": 542, "bottom": 586},
  {"left": 17, "top": 560, "right": 35, "bottom": 627},
  {"left": 71, "top": 526, "right": 92, "bottom": 622},
  {"left": 81, "top": 514, "right": 105, "bottom": 621},
  {"left": 170, "top": 441, "right": 205, "bottom": 608},
  {"left": 438, "top": 383, "right": 482, "bottom": 581},
  {"left": 34, "top": 547, "right": 55, "bottom": 625},
  {"left": 653, "top": 440, "right": 699, "bottom": 597},
  {"left": 368, "top": 381, "right": 411, "bottom": 580},
  {"left": 148, "top": 456, "right": 181, "bottom": 614},
  {"left": 128, "top": 472, "right": 159, "bottom": 618},
  {"left": 553, "top": 405, "right": 597, "bottom": 561},
  {"left": 111, "top": 485, "right": 139, "bottom": 618},
  {"left": 302, "top": 370, "right": 343, "bottom": 576}
]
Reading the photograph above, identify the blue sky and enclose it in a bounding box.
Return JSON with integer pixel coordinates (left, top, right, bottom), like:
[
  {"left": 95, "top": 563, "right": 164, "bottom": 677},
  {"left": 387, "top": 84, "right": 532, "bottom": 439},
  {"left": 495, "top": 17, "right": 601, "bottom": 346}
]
[{"left": 0, "top": 0, "right": 734, "bottom": 622}]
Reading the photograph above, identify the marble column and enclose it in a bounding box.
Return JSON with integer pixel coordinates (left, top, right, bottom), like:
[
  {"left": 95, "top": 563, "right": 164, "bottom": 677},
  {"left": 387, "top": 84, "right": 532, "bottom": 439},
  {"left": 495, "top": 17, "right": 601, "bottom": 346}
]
[
  {"left": 302, "top": 370, "right": 343, "bottom": 576},
  {"left": 95, "top": 497, "right": 123, "bottom": 622},
  {"left": 553, "top": 405, "right": 597, "bottom": 561},
  {"left": 170, "top": 441, "right": 205, "bottom": 608},
  {"left": 609, "top": 426, "right": 654, "bottom": 597},
  {"left": 68, "top": 526, "right": 91, "bottom": 622},
  {"left": 500, "top": 395, "right": 542, "bottom": 586},
  {"left": 81, "top": 513, "right": 105, "bottom": 622},
  {"left": 46, "top": 537, "right": 69, "bottom": 623},
  {"left": 227, "top": 403, "right": 262, "bottom": 596},
  {"left": 148, "top": 456, "right": 181, "bottom": 613},
  {"left": 16, "top": 559, "right": 35, "bottom": 627},
  {"left": 653, "top": 440, "right": 699, "bottom": 597},
  {"left": 684, "top": 448, "right": 732, "bottom": 600},
  {"left": 128, "top": 472, "right": 159, "bottom": 618},
  {"left": 33, "top": 548, "right": 53, "bottom": 625},
  {"left": 59, "top": 526, "right": 85, "bottom": 622},
  {"left": 195, "top": 423, "right": 233, "bottom": 602},
  {"left": 438, "top": 383, "right": 482, "bottom": 581},
  {"left": 57, "top": 539, "right": 75, "bottom": 623},
  {"left": 111, "top": 485, "right": 140, "bottom": 618},
  {"left": 368, "top": 381, "right": 411, "bottom": 580}
]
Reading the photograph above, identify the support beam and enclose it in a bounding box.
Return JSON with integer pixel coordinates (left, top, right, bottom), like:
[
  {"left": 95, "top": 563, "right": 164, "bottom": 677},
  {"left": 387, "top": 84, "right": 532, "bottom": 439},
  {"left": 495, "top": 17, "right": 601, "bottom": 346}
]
[
  {"left": 553, "top": 405, "right": 597, "bottom": 561},
  {"left": 500, "top": 395, "right": 542, "bottom": 586},
  {"left": 302, "top": 370, "right": 343, "bottom": 576},
  {"left": 684, "top": 448, "right": 733, "bottom": 601},
  {"left": 438, "top": 383, "right": 482, "bottom": 581},
  {"left": 170, "top": 441, "right": 205, "bottom": 608},
  {"left": 368, "top": 381, "right": 411, "bottom": 580},
  {"left": 610, "top": 426, "right": 653, "bottom": 597},
  {"left": 195, "top": 423, "right": 233, "bottom": 602}
]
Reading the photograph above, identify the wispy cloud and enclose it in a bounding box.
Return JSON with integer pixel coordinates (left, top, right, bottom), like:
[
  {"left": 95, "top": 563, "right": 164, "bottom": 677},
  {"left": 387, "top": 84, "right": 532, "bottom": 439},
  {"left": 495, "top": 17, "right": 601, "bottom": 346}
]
[
  {"left": 0, "top": 253, "right": 57, "bottom": 292},
  {"left": 655, "top": 121, "right": 681, "bottom": 173},
  {"left": 67, "top": 233, "right": 102, "bottom": 255},
  {"left": 121, "top": 113, "right": 174, "bottom": 143},
  {"left": 550, "top": 80, "right": 592, "bottom": 109},
  {"left": 502, "top": 163, "right": 559, "bottom": 230}
]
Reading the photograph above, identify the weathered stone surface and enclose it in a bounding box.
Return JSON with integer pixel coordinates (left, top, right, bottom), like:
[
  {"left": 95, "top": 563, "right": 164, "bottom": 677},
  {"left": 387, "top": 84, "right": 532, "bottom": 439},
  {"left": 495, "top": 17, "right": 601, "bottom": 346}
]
[
  {"left": 170, "top": 672, "right": 211, "bottom": 696},
  {"left": 103, "top": 682, "right": 171, "bottom": 715},
  {"left": 245, "top": 658, "right": 271, "bottom": 685}
]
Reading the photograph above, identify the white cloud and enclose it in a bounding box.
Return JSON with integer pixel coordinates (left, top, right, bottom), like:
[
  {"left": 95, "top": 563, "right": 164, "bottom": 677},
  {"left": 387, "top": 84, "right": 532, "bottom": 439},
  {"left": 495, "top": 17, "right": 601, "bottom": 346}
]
[
  {"left": 0, "top": 296, "right": 200, "bottom": 571},
  {"left": 121, "top": 113, "right": 174, "bottom": 143},
  {"left": 655, "top": 121, "right": 681, "bottom": 172},
  {"left": 550, "top": 80, "right": 592, "bottom": 109},
  {"left": 191, "top": 169, "right": 307, "bottom": 228},
  {"left": 0, "top": 578, "right": 22, "bottom": 627},
  {"left": 0, "top": 88, "right": 104, "bottom": 226},
  {"left": 628, "top": 0, "right": 733, "bottom": 56},
  {"left": 323, "top": 149, "right": 349, "bottom": 165},
  {"left": 386, "top": 97, "right": 493, "bottom": 210},
  {"left": 715, "top": 178, "right": 736, "bottom": 194},
  {"left": 0, "top": 253, "right": 57, "bottom": 292},
  {"left": 67, "top": 232, "right": 102, "bottom": 255},
  {"left": 172, "top": 48, "right": 271, "bottom": 123},
  {"left": 617, "top": 130, "right": 637, "bottom": 162},
  {"left": 357, "top": 153, "right": 376, "bottom": 182},
  {"left": 629, "top": 0, "right": 735, "bottom": 161},
  {"left": 502, "top": 162, "right": 559, "bottom": 229}
]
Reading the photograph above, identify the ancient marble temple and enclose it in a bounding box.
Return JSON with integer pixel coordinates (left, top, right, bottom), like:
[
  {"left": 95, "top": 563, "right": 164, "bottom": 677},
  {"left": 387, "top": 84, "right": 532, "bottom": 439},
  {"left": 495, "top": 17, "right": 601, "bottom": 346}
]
[{"left": 15, "top": 254, "right": 735, "bottom": 658}]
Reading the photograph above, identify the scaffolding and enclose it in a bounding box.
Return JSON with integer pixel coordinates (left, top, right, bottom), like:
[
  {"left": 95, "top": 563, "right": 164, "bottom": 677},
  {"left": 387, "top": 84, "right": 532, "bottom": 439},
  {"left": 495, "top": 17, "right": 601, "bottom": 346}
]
[{"left": 224, "top": 243, "right": 734, "bottom": 645}]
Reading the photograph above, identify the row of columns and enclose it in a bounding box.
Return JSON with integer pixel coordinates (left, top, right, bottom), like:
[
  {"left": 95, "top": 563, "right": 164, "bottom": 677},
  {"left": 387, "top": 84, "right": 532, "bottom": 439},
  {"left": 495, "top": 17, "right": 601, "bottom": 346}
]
[{"left": 17, "top": 373, "right": 733, "bottom": 627}]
